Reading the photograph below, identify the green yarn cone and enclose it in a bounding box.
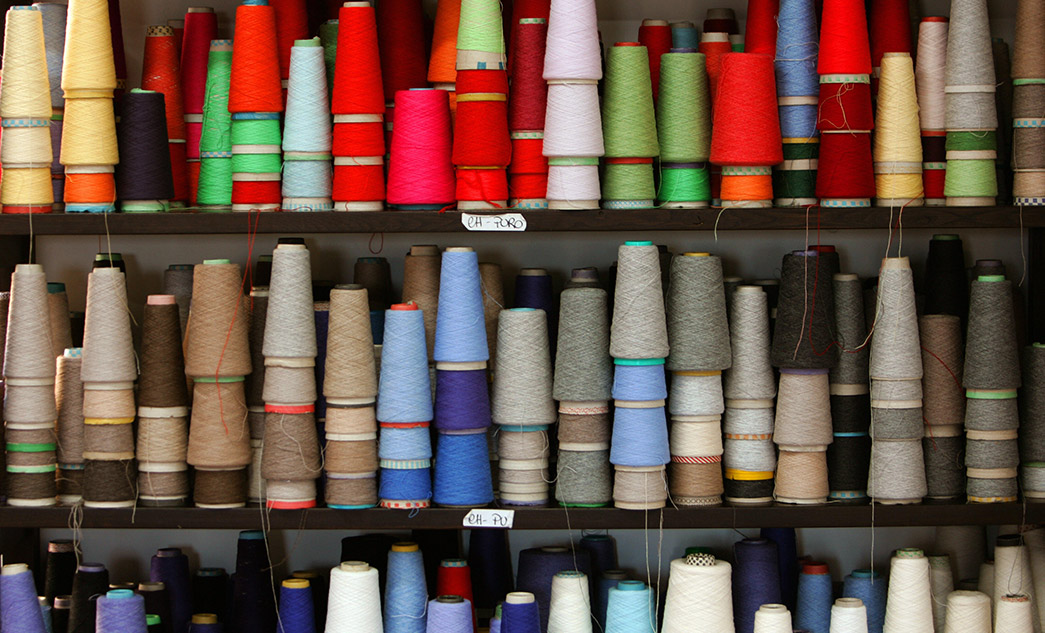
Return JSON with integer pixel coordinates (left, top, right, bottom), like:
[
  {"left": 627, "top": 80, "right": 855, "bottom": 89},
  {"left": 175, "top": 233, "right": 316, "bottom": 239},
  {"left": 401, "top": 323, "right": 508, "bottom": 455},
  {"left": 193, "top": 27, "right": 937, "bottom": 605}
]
[
  {"left": 657, "top": 51, "right": 710, "bottom": 162},
  {"left": 602, "top": 44, "right": 659, "bottom": 158}
]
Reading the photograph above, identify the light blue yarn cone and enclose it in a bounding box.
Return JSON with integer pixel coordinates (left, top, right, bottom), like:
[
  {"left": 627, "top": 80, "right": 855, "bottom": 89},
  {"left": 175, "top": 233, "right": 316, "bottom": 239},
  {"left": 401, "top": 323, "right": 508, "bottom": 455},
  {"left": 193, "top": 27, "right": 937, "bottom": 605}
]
[
  {"left": 434, "top": 249, "right": 489, "bottom": 363},
  {"left": 611, "top": 363, "right": 668, "bottom": 401},
  {"left": 378, "top": 307, "right": 433, "bottom": 423},
  {"left": 775, "top": 0, "right": 819, "bottom": 98},
  {"left": 425, "top": 598, "right": 473, "bottom": 633},
  {"left": 605, "top": 581, "right": 656, "bottom": 633},
  {"left": 283, "top": 39, "right": 331, "bottom": 153},
  {"left": 379, "top": 427, "right": 433, "bottom": 460},
  {"left": 385, "top": 547, "right": 429, "bottom": 633},
  {"left": 610, "top": 406, "right": 670, "bottom": 467}
]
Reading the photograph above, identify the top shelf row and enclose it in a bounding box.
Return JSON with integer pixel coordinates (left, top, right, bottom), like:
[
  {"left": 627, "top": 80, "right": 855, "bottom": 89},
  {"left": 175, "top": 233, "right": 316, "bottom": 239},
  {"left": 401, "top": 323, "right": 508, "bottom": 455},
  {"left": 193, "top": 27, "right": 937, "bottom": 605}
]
[{"left": 0, "top": 206, "right": 1040, "bottom": 236}]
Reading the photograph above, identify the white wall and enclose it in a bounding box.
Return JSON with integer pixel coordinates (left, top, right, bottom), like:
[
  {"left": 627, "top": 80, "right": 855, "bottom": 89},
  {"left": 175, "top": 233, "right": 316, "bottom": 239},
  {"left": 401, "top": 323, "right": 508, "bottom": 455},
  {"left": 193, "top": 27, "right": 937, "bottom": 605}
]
[{"left": 33, "top": 0, "right": 1025, "bottom": 587}]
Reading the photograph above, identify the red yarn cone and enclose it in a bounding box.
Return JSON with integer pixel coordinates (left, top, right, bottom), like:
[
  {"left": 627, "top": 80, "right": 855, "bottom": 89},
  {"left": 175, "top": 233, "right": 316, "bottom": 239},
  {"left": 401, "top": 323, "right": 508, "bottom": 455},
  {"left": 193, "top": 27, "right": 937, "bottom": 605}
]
[
  {"left": 818, "top": 0, "right": 872, "bottom": 75},
  {"left": 870, "top": 0, "right": 913, "bottom": 71},
  {"left": 142, "top": 25, "right": 189, "bottom": 204},
  {"left": 744, "top": 0, "right": 780, "bottom": 56},
  {"left": 638, "top": 20, "right": 672, "bottom": 101},
  {"left": 229, "top": 2, "right": 283, "bottom": 113},
  {"left": 508, "top": 0, "right": 550, "bottom": 76},
  {"left": 710, "top": 53, "right": 783, "bottom": 166},
  {"left": 377, "top": 0, "right": 428, "bottom": 102},
  {"left": 816, "top": 132, "right": 876, "bottom": 198},
  {"left": 273, "top": 0, "right": 309, "bottom": 81}
]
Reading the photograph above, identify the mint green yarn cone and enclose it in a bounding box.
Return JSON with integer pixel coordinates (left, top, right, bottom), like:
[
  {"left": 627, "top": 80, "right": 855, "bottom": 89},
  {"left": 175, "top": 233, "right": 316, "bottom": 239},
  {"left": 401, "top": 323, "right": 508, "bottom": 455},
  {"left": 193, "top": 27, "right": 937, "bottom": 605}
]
[{"left": 603, "top": 44, "right": 659, "bottom": 159}]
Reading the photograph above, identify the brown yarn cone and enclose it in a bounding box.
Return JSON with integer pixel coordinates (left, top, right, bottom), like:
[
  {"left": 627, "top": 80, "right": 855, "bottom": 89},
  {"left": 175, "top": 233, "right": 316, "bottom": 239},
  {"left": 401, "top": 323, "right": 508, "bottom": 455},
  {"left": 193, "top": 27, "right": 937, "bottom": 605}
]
[
  {"left": 324, "top": 285, "right": 377, "bottom": 400},
  {"left": 262, "top": 365, "right": 317, "bottom": 406},
  {"left": 56, "top": 353, "right": 85, "bottom": 464},
  {"left": 1012, "top": 0, "right": 1045, "bottom": 79},
  {"left": 184, "top": 261, "right": 252, "bottom": 378},
  {"left": 0, "top": 292, "right": 10, "bottom": 373},
  {"left": 5, "top": 264, "right": 56, "bottom": 380},
  {"left": 139, "top": 297, "right": 189, "bottom": 408},
  {"left": 401, "top": 245, "right": 440, "bottom": 359},
  {"left": 479, "top": 262, "right": 504, "bottom": 368},
  {"left": 186, "top": 379, "right": 251, "bottom": 468},
  {"left": 80, "top": 268, "right": 137, "bottom": 384},
  {"left": 48, "top": 288, "right": 73, "bottom": 359},
  {"left": 261, "top": 411, "right": 322, "bottom": 480}
]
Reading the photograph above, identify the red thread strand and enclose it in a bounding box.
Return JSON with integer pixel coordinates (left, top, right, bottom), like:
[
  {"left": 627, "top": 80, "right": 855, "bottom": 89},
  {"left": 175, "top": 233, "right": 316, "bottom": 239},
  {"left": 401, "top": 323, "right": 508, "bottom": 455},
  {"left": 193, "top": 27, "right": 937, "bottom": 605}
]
[{"left": 817, "top": 82, "right": 876, "bottom": 131}]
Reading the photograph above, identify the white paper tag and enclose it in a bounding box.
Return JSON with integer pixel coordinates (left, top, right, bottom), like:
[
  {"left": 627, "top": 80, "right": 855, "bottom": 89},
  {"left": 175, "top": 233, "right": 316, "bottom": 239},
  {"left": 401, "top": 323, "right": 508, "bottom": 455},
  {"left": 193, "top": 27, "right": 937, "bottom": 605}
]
[
  {"left": 462, "top": 508, "right": 515, "bottom": 528},
  {"left": 460, "top": 213, "right": 528, "bottom": 232}
]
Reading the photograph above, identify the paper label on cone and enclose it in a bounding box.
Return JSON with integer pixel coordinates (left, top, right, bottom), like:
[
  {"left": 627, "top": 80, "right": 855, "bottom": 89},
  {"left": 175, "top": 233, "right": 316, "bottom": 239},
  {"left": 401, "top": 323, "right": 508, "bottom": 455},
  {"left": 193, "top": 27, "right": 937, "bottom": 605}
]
[
  {"left": 463, "top": 508, "right": 515, "bottom": 528},
  {"left": 461, "top": 213, "right": 527, "bottom": 232}
]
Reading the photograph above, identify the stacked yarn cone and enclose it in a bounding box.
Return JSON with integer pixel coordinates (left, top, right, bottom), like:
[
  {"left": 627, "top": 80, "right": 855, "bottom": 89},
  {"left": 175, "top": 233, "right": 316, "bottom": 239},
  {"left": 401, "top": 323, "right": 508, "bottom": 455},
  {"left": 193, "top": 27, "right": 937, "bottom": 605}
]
[
  {"left": 710, "top": 53, "right": 783, "bottom": 208},
  {"left": 377, "top": 302, "right": 432, "bottom": 508},
  {"left": 282, "top": 38, "right": 333, "bottom": 210},
  {"left": 140, "top": 24, "right": 189, "bottom": 208},
  {"left": 331, "top": 2, "right": 384, "bottom": 211},
  {"left": 867, "top": 257, "right": 927, "bottom": 504},
  {"left": 80, "top": 266, "right": 138, "bottom": 508},
  {"left": 964, "top": 273, "right": 1021, "bottom": 503},
  {"left": 723, "top": 285, "right": 777, "bottom": 504},
  {"left": 185, "top": 259, "right": 252, "bottom": 508},
  {"left": 386, "top": 88, "right": 455, "bottom": 210},
  {"left": 60, "top": 0, "right": 118, "bottom": 213},
  {"left": 507, "top": 0, "right": 550, "bottom": 209},
  {"left": 816, "top": 0, "right": 875, "bottom": 208},
  {"left": 915, "top": 17, "right": 949, "bottom": 206},
  {"left": 428, "top": 0, "right": 461, "bottom": 118},
  {"left": 55, "top": 347, "right": 84, "bottom": 503},
  {"left": 432, "top": 247, "right": 494, "bottom": 507},
  {"left": 1, "top": 6, "right": 54, "bottom": 213},
  {"left": 666, "top": 254, "right": 731, "bottom": 505},
  {"left": 771, "top": 251, "right": 836, "bottom": 504},
  {"left": 180, "top": 7, "right": 218, "bottom": 204},
  {"left": 323, "top": 283, "right": 380, "bottom": 508},
  {"left": 1022, "top": 345, "right": 1045, "bottom": 499},
  {"left": 376, "top": 0, "right": 427, "bottom": 152},
  {"left": 245, "top": 277, "right": 268, "bottom": 503},
  {"left": 828, "top": 274, "right": 871, "bottom": 502},
  {"left": 4, "top": 265, "right": 58, "bottom": 505},
  {"left": 273, "top": 0, "right": 308, "bottom": 98},
  {"left": 553, "top": 274, "right": 612, "bottom": 507},
  {"left": 602, "top": 43, "right": 659, "bottom": 209},
  {"left": 35, "top": 2, "right": 67, "bottom": 209},
  {"left": 401, "top": 245, "right": 440, "bottom": 359},
  {"left": 656, "top": 49, "right": 711, "bottom": 208},
  {"left": 196, "top": 39, "right": 233, "bottom": 209},
  {"left": 47, "top": 282, "right": 72, "bottom": 359},
  {"left": 229, "top": 0, "right": 283, "bottom": 212},
  {"left": 1011, "top": 0, "right": 1045, "bottom": 205},
  {"left": 542, "top": 0, "right": 603, "bottom": 209},
  {"left": 869, "top": 0, "right": 912, "bottom": 94},
  {"left": 137, "top": 295, "right": 190, "bottom": 506},
  {"left": 639, "top": 19, "right": 671, "bottom": 102},
  {"left": 609, "top": 241, "right": 670, "bottom": 509},
  {"left": 921, "top": 311, "right": 966, "bottom": 500},
  {"left": 772, "top": 0, "right": 819, "bottom": 207},
  {"left": 874, "top": 52, "right": 924, "bottom": 206},
  {"left": 698, "top": 11, "right": 733, "bottom": 204},
  {"left": 944, "top": 0, "right": 998, "bottom": 206},
  {"left": 492, "top": 308, "right": 554, "bottom": 505},
  {"left": 261, "top": 242, "right": 323, "bottom": 508},
  {"left": 453, "top": 0, "right": 511, "bottom": 209}
]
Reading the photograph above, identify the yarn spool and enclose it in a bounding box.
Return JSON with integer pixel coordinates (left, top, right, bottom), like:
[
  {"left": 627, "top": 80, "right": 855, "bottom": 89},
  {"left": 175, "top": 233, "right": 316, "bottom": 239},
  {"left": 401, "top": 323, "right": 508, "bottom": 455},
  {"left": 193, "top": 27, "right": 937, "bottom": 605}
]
[
  {"left": 829, "top": 598, "right": 868, "bottom": 633},
  {"left": 842, "top": 570, "right": 886, "bottom": 633},
  {"left": 385, "top": 543, "right": 428, "bottom": 633},
  {"left": 517, "top": 547, "right": 592, "bottom": 633},
  {"left": 1, "top": 6, "right": 55, "bottom": 214},
  {"left": 605, "top": 581, "right": 656, "bottom": 633},
  {"left": 436, "top": 559, "right": 476, "bottom": 630},
  {"left": 197, "top": 39, "right": 233, "bottom": 210},
  {"left": 816, "top": 0, "right": 874, "bottom": 207},
  {"left": 180, "top": 8, "right": 217, "bottom": 202},
  {"left": 44, "top": 540, "right": 76, "bottom": 607},
  {"left": 184, "top": 260, "right": 251, "bottom": 378},
  {"left": 882, "top": 550, "right": 934, "bottom": 633},
  {"left": 874, "top": 53, "right": 923, "bottom": 206},
  {"left": 434, "top": 248, "right": 489, "bottom": 363},
  {"left": 480, "top": 262, "right": 504, "bottom": 367},
  {"left": 228, "top": 0, "right": 284, "bottom": 212},
  {"left": 507, "top": 5, "right": 550, "bottom": 209},
  {"left": 554, "top": 287, "right": 611, "bottom": 401},
  {"left": 141, "top": 25, "right": 188, "bottom": 206},
  {"left": 662, "top": 555, "right": 733, "bottom": 633},
  {"left": 376, "top": 0, "right": 427, "bottom": 142},
  {"left": 915, "top": 18, "right": 949, "bottom": 205},
  {"left": 1011, "top": 0, "right": 1045, "bottom": 205},
  {"left": 429, "top": 0, "right": 461, "bottom": 118},
  {"left": 710, "top": 53, "right": 783, "bottom": 208},
  {"left": 666, "top": 253, "right": 730, "bottom": 371},
  {"left": 725, "top": 286, "right": 776, "bottom": 400},
  {"left": 326, "top": 2, "right": 384, "bottom": 212},
  {"left": 493, "top": 308, "right": 554, "bottom": 425},
  {"left": 601, "top": 43, "right": 658, "bottom": 209},
  {"left": 502, "top": 593, "right": 541, "bottom": 633},
  {"left": 272, "top": 0, "right": 308, "bottom": 90},
  {"left": 378, "top": 304, "right": 433, "bottom": 509},
  {"left": 542, "top": 0, "right": 603, "bottom": 210},
  {"left": 926, "top": 555, "right": 954, "bottom": 632},
  {"left": 137, "top": 296, "right": 189, "bottom": 507},
  {"left": 944, "top": 0, "right": 998, "bottom": 206},
  {"left": 548, "top": 571, "right": 591, "bottom": 633},
  {"left": 282, "top": 38, "right": 333, "bottom": 211},
  {"left": 55, "top": 351, "right": 85, "bottom": 503},
  {"left": 60, "top": 0, "right": 117, "bottom": 213},
  {"left": 387, "top": 90, "right": 455, "bottom": 210},
  {"left": 733, "top": 538, "right": 782, "bottom": 633},
  {"left": 773, "top": 0, "right": 819, "bottom": 207},
  {"left": 1023, "top": 345, "right": 1045, "bottom": 499},
  {"left": 116, "top": 90, "right": 175, "bottom": 212},
  {"left": 149, "top": 548, "right": 191, "bottom": 633},
  {"left": 326, "top": 562, "right": 383, "bottom": 633},
  {"left": 231, "top": 531, "right": 277, "bottom": 633},
  {"left": 795, "top": 562, "right": 832, "bottom": 632},
  {"left": 830, "top": 274, "right": 870, "bottom": 501},
  {"left": 770, "top": 251, "right": 836, "bottom": 370},
  {"left": 637, "top": 19, "right": 670, "bottom": 103},
  {"left": 1, "top": 564, "right": 48, "bottom": 633},
  {"left": 400, "top": 245, "right": 441, "bottom": 361},
  {"left": 35, "top": 2, "right": 67, "bottom": 208},
  {"left": 610, "top": 241, "right": 668, "bottom": 359}
]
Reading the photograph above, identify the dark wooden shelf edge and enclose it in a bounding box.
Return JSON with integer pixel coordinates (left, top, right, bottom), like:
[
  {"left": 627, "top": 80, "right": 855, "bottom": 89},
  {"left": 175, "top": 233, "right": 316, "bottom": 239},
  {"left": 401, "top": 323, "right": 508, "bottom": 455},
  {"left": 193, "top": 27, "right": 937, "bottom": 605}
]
[
  {"left": 2, "top": 503, "right": 1041, "bottom": 530},
  {"left": 0, "top": 206, "right": 1039, "bottom": 235}
]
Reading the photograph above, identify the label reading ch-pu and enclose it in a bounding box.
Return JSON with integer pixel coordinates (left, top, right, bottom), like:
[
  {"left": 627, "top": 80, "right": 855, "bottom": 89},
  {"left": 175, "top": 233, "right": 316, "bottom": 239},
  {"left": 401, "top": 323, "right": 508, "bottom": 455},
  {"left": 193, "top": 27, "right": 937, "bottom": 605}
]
[{"left": 462, "top": 508, "right": 515, "bottom": 528}]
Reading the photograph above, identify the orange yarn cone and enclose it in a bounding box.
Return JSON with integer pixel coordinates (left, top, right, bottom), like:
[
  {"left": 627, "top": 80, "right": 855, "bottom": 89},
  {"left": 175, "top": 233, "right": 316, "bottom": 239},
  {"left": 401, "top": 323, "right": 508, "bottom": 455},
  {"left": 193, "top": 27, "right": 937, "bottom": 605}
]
[
  {"left": 229, "top": 0, "right": 283, "bottom": 114},
  {"left": 142, "top": 25, "right": 189, "bottom": 205}
]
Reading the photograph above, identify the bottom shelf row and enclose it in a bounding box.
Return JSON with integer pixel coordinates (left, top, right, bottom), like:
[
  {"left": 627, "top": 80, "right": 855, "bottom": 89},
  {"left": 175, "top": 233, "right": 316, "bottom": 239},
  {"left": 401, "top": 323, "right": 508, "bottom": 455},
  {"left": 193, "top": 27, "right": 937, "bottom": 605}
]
[{"left": 0, "top": 522, "right": 1036, "bottom": 633}]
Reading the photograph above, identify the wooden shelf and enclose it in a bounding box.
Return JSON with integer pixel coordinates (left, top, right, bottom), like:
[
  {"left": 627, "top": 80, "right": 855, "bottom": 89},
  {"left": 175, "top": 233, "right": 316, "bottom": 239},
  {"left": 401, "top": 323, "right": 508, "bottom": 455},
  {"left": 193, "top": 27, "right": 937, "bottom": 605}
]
[
  {"left": 0, "top": 206, "right": 1039, "bottom": 235},
  {"left": 2, "top": 502, "right": 1041, "bottom": 530}
]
